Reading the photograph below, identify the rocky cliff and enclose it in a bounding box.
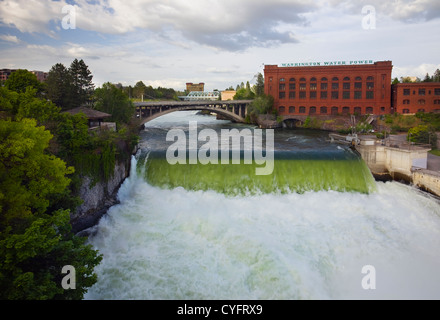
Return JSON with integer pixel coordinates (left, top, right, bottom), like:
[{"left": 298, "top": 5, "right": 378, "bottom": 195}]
[{"left": 70, "top": 159, "right": 130, "bottom": 233}]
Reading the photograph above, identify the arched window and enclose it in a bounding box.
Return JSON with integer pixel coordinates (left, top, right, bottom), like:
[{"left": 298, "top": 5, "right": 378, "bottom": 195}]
[
  {"left": 289, "top": 78, "right": 296, "bottom": 82},
  {"left": 355, "top": 76, "right": 362, "bottom": 81},
  {"left": 310, "top": 77, "right": 317, "bottom": 82},
  {"left": 367, "top": 76, "right": 374, "bottom": 81},
  {"left": 320, "top": 106, "right": 327, "bottom": 114},
  {"left": 403, "top": 109, "right": 410, "bottom": 114},
  {"left": 299, "top": 106, "right": 306, "bottom": 113},
  {"left": 354, "top": 107, "right": 361, "bottom": 115},
  {"left": 280, "top": 78, "right": 285, "bottom": 82},
  {"left": 289, "top": 106, "right": 295, "bottom": 113},
  {"left": 366, "top": 107, "right": 373, "bottom": 114},
  {"left": 342, "top": 107, "right": 350, "bottom": 115},
  {"left": 332, "top": 77, "right": 339, "bottom": 81},
  {"left": 343, "top": 77, "right": 350, "bottom": 81},
  {"left": 418, "top": 99, "right": 426, "bottom": 105},
  {"left": 279, "top": 106, "right": 286, "bottom": 113},
  {"left": 300, "top": 77, "right": 306, "bottom": 82},
  {"left": 321, "top": 77, "right": 328, "bottom": 81},
  {"left": 309, "top": 106, "right": 316, "bottom": 114},
  {"left": 331, "top": 106, "right": 338, "bottom": 115}
]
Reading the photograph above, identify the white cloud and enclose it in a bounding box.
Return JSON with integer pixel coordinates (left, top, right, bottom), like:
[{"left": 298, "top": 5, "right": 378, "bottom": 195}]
[{"left": 0, "top": 34, "right": 21, "bottom": 43}]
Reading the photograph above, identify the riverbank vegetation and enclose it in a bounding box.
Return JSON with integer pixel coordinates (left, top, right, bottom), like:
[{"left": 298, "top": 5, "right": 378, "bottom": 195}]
[{"left": 0, "top": 60, "right": 138, "bottom": 299}]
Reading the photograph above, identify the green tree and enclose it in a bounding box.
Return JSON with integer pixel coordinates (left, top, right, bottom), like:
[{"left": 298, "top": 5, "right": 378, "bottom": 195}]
[
  {"left": 69, "top": 59, "right": 94, "bottom": 107},
  {"left": 0, "top": 118, "right": 102, "bottom": 299},
  {"left": 392, "top": 77, "right": 400, "bottom": 85},
  {"left": 247, "top": 94, "right": 274, "bottom": 117},
  {"left": 254, "top": 73, "right": 265, "bottom": 96},
  {"left": 94, "top": 82, "right": 135, "bottom": 124},
  {"left": 4, "top": 69, "right": 42, "bottom": 94},
  {"left": 423, "top": 73, "right": 432, "bottom": 82},
  {"left": 133, "top": 81, "right": 147, "bottom": 99},
  {"left": 433, "top": 69, "right": 440, "bottom": 82},
  {"left": 407, "top": 124, "right": 437, "bottom": 148},
  {"left": 46, "top": 63, "right": 74, "bottom": 110}
]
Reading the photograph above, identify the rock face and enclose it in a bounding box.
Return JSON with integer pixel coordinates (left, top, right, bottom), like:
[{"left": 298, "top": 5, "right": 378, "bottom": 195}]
[{"left": 70, "top": 159, "right": 130, "bottom": 233}]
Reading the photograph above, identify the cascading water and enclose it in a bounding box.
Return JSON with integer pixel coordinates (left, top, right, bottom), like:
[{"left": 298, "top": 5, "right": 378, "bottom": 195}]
[{"left": 84, "top": 111, "right": 440, "bottom": 300}]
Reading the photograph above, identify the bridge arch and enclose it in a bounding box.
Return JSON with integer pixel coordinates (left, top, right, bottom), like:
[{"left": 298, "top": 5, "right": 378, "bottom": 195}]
[{"left": 135, "top": 100, "right": 251, "bottom": 129}]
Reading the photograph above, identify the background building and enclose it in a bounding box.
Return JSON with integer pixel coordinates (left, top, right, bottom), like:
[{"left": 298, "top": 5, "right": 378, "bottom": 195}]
[
  {"left": 264, "top": 61, "right": 393, "bottom": 116},
  {"left": 221, "top": 90, "right": 236, "bottom": 100},
  {"left": 0, "top": 68, "right": 48, "bottom": 82},
  {"left": 186, "top": 82, "right": 205, "bottom": 92},
  {"left": 392, "top": 83, "right": 440, "bottom": 114}
]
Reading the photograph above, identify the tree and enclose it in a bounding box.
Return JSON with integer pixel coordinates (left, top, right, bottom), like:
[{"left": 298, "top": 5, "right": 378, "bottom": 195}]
[
  {"left": 94, "top": 82, "right": 135, "bottom": 124},
  {"left": 0, "top": 118, "right": 102, "bottom": 299},
  {"left": 407, "top": 124, "right": 437, "bottom": 148},
  {"left": 433, "top": 69, "right": 440, "bottom": 82},
  {"left": 4, "top": 69, "right": 42, "bottom": 94},
  {"left": 254, "top": 73, "right": 265, "bottom": 96},
  {"left": 46, "top": 63, "right": 74, "bottom": 110},
  {"left": 392, "top": 77, "right": 400, "bottom": 85},
  {"left": 133, "top": 81, "right": 147, "bottom": 99},
  {"left": 69, "top": 59, "right": 94, "bottom": 107},
  {"left": 423, "top": 73, "right": 432, "bottom": 82}
]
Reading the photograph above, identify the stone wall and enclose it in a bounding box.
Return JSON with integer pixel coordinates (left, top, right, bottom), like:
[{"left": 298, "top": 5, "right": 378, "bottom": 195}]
[{"left": 70, "top": 159, "right": 130, "bottom": 233}]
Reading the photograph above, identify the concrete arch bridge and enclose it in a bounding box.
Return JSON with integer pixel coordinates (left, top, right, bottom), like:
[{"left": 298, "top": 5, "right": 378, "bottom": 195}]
[{"left": 134, "top": 100, "right": 252, "bottom": 128}]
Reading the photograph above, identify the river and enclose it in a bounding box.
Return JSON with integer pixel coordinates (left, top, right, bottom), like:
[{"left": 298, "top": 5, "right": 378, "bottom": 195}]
[{"left": 84, "top": 111, "right": 440, "bottom": 300}]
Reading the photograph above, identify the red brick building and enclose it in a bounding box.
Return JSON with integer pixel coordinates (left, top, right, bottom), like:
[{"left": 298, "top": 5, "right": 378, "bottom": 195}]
[
  {"left": 264, "top": 60, "right": 393, "bottom": 116},
  {"left": 392, "top": 83, "right": 440, "bottom": 114}
]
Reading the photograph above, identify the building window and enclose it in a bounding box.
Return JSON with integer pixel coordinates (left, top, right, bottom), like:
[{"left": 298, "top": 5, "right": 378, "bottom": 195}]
[
  {"left": 299, "top": 91, "right": 306, "bottom": 99},
  {"left": 419, "top": 89, "right": 426, "bottom": 96},
  {"left": 354, "top": 91, "right": 362, "bottom": 99},
  {"left": 418, "top": 108, "right": 425, "bottom": 113},
  {"left": 289, "top": 106, "right": 295, "bottom": 113},
  {"left": 321, "top": 77, "right": 328, "bottom": 82},
  {"left": 434, "top": 100, "right": 440, "bottom": 105},
  {"left": 354, "top": 82, "right": 362, "bottom": 89},
  {"left": 366, "top": 91, "right": 374, "bottom": 99},
  {"left": 300, "top": 77, "right": 306, "bottom": 82},
  {"left": 309, "top": 106, "right": 316, "bottom": 115},
  {"left": 403, "top": 89, "right": 410, "bottom": 96},
  {"left": 289, "top": 91, "right": 296, "bottom": 99},
  {"left": 403, "top": 99, "right": 410, "bottom": 104},
  {"left": 343, "top": 82, "right": 350, "bottom": 90},
  {"left": 331, "top": 91, "right": 339, "bottom": 99},
  {"left": 343, "top": 91, "right": 350, "bottom": 99},
  {"left": 310, "top": 77, "right": 317, "bottom": 82},
  {"left": 279, "top": 92, "right": 286, "bottom": 99},
  {"left": 321, "top": 91, "right": 328, "bottom": 99},
  {"left": 289, "top": 83, "right": 296, "bottom": 90},
  {"left": 435, "top": 88, "right": 440, "bottom": 95},
  {"left": 269, "top": 77, "right": 273, "bottom": 82},
  {"left": 354, "top": 107, "right": 361, "bottom": 115},
  {"left": 310, "top": 91, "right": 317, "bottom": 99},
  {"left": 300, "top": 83, "right": 306, "bottom": 91},
  {"left": 332, "top": 82, "right": 339, "bottom": 90},
  {"left": 279, "top": 83, "right": 286, "bottom": 91},
  {"left": 403, "top": 109, "right": 410, "bottom": 114},
  {"left": 381, "top": 107, "right": 385, "bottom": 112},
  {"left": 367, "top": 82, "right": 374, "bottom": 90},
  {"left": 418, "top": 99, "right": 425, "bottom": 105},
  {"left": 331, "top": 106, "right": 338, "bottom": 115},
  {"left": 355, "top": 76, "right": 362, "bottom": 81},
  {"left": 310, "top": 83, "right": 317, "bottom": 91},
  {"left": 299, "top": 106, "right": 306, "bottom": 113},
  {"left": 279, "top": 106, "right": 286, "bottom": 113},
  {"left": 366, "top": 107, "right": 373, "bottom": 114},
  {"left": 343, "top": 77, "right": 350, "bottom": 81},
  {"left": 367, "top": 76, "right": 374, "bottom": 81},
  {"left": 289, "top": 78, "right": 296, "bottom": 82},
  {"left": 280, "top": 78, "right": 285, "bottom": 82},
  {"left": 342, "top": 107, "right": 350, "bottom": 115},
  {"left": 332, "top": 77, "right": 339, "bottom": 81},
  {"left": 320, "top": 106, "right": 327, "bottom": 114},
  {"left": 321, "top": 83, "right": 328, "bottom": 90}
]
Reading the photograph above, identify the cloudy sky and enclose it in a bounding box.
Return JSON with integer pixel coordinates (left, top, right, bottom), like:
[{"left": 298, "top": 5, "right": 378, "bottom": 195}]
[{"left": 0, "top": 0, "right": 439, "bottom": 91}]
